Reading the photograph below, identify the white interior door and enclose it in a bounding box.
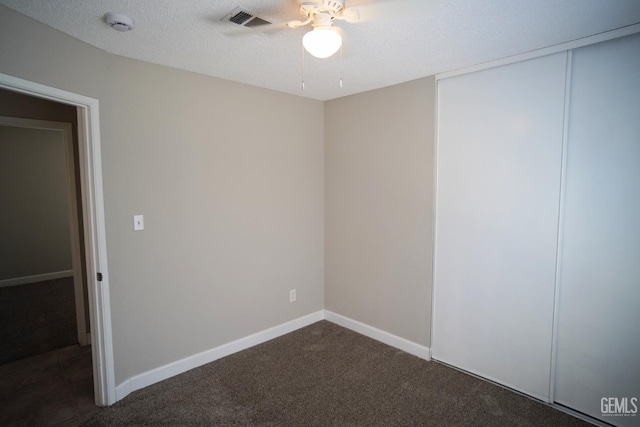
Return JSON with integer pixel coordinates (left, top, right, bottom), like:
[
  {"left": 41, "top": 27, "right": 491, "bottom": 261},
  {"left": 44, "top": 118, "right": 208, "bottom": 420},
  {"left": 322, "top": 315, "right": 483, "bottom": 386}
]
[
  {"left": 553, "top": 34, "right": 640, "bottom": 426},
  {"left": 432, "top": 52, "right": 568, "bottom": 401}
]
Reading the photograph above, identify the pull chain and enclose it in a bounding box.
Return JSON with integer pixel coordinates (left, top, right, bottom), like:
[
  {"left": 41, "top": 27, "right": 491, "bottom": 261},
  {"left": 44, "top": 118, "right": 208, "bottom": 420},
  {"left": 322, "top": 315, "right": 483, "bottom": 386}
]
[
  {"left": 339, "top": 44, "right": 343, "bottom": 88},
  {"left": 301, "top": 44, "right": 305, "bottom": 91}
]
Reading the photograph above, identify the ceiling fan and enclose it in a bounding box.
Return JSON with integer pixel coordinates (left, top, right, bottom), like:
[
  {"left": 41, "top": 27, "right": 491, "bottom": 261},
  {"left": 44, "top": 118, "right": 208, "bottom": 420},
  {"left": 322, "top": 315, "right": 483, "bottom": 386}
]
[
  {"left": 222, "top": 0, "right": 436, "bottom": 60},
  {"left": 286, "top": 0, "right": 358, "bottom": 58},
  {"left": 223, "top": 0, "right": 370, "bottom": 59}
]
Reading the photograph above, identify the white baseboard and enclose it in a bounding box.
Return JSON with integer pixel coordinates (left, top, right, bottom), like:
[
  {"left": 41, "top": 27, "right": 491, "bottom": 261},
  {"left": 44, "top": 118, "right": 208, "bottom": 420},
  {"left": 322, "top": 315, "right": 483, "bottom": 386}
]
[
  {"left": 324, "top": 310, "right": 431, "bottom": 361},
  {"left": 0, "top": 270, "right": 73, "bottom": 288},
  {"left": 115, "top": 379, "right": 132, "bottom": 402},
  {"left": 115, "top": 309, "right": 431, "bottom": 403},
  {"left": 115, "top": 310, "right": 324, "bottom": 402}
]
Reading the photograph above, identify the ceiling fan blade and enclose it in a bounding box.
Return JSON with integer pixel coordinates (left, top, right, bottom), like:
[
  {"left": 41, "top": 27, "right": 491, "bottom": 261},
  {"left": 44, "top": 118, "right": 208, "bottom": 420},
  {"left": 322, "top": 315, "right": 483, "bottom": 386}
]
[
  {"left": 222, "top": 21, "right": 297, "bottom": 37},
  {"left": 222, "top": 15, "right": 313, "bottom": 37},
  {"left": 348, "top": 0, "right": 438, "bottom": 23},
  {"left": 338, "top": 7, "right": 361, "bottom": 24}
]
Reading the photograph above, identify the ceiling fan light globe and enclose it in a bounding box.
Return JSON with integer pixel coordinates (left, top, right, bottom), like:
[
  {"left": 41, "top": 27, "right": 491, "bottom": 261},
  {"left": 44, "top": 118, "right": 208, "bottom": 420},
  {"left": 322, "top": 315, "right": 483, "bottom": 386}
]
[{"left": 303, "top": 27, "right": 342, "bottom": 59}]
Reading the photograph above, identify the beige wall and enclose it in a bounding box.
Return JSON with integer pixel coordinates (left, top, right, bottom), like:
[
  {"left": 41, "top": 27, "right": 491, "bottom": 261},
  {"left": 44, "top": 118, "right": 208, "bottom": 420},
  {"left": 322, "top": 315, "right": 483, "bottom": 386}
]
[
  {"left": 0, "top": 6, "right": 324, "bottom": 384},
  {"left": 325, "top": 78, "right": 435, "bottom": 346},
  {"left": 0, "top": 125, "right": 72, "bottom": 280}
]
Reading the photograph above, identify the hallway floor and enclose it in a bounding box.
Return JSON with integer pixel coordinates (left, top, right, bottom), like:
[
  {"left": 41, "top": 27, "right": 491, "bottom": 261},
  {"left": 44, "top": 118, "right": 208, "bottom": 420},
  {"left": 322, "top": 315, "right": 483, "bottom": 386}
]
[
  {"left": 0, "top": 277, "right": 78, "bottom": 365},
  {"left": 0, "top": 344, "right": 99, "bottom": 426}
]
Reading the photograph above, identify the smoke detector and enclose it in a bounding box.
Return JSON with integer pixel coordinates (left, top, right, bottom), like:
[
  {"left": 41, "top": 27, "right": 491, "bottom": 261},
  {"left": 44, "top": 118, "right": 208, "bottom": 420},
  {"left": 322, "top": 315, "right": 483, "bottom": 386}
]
[{"left": 104, "top": 13, "right": 134, "bottom": 32}]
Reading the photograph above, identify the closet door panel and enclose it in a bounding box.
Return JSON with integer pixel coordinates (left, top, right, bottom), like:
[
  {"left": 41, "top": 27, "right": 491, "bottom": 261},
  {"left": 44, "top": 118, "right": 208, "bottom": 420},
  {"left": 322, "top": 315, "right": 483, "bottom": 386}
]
[
  {"left": 433, "top": 53, "right": 567, "bottom": 401},
  {"left": 554, "top": 34, "right": 640, "bottom": 426}
]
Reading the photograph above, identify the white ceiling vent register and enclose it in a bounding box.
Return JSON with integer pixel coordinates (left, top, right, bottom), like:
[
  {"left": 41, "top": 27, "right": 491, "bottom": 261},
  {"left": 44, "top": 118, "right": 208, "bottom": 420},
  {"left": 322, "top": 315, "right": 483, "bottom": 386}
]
[{"left": 221, "top": 7, "right": 272, "bottom": 28}]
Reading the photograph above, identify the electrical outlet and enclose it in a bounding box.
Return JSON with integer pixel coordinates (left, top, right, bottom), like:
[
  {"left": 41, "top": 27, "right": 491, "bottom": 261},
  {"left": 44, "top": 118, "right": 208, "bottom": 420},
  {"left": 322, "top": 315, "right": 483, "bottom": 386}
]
[{"left": 289, "top": 289, "right": 296, "bottom": 303}]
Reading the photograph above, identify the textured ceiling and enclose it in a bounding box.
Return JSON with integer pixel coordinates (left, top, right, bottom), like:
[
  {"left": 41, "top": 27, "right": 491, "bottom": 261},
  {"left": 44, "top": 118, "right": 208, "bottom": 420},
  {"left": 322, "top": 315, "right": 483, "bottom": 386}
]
[{"left": 2, "top": 0, "right": 640, "bottom": 101}]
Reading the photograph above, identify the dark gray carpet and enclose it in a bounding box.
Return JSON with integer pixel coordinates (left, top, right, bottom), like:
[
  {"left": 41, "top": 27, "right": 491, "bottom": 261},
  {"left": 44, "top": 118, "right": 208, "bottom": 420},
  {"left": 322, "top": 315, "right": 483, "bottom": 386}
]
[
  {"left": 0, "top": 277, "right": 78, "bottom": 365},
  {"left": 83, "top": 321, "right": 591, "bottom": 426}
]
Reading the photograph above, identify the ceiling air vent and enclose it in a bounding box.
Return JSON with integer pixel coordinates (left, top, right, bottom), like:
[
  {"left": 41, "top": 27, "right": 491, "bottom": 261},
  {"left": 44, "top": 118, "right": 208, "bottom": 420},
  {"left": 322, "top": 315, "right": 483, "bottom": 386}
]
[{"left": 222, "top": 7, "right": 272, "bottom": 28}]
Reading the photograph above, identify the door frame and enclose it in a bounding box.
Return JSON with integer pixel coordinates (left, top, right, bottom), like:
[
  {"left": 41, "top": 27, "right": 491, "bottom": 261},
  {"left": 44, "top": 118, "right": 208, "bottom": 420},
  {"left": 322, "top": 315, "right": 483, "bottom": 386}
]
[{"left": 0, "top": 73, "right": 116, "bottom": 405}]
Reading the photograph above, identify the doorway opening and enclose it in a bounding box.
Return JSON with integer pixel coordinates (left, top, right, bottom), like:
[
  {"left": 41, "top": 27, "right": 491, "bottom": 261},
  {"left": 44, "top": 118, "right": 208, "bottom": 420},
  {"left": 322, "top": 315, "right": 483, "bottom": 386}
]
[
  {"left": 0, "top": 116, "right": 88, "bottom": 352},
  {"left": 0, "top": 73, "right": 115, "bottom": 406}
]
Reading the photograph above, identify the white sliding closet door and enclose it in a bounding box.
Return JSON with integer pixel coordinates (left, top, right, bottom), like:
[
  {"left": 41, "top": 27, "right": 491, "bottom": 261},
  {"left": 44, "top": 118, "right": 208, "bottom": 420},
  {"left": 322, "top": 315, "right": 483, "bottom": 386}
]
[
  {"left": 433, "top": 53, "right": 568, "bottom": 401},
  {"left": 554, "top": 34, "right": 640, "bottom": 426}
]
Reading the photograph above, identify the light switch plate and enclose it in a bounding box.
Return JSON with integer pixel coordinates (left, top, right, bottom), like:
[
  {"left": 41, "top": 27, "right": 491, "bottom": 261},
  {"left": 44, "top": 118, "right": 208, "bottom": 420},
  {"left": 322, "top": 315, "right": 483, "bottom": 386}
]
[{"left": 133, "top": 214, "right": 144, "bottom": 231}]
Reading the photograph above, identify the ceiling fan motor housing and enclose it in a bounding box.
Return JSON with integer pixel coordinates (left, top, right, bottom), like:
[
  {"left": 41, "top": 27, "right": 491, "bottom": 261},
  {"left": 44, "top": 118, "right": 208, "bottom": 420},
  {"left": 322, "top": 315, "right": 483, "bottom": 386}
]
[{"left": 300, "top": 0, "right": 346, "bottom": 19}]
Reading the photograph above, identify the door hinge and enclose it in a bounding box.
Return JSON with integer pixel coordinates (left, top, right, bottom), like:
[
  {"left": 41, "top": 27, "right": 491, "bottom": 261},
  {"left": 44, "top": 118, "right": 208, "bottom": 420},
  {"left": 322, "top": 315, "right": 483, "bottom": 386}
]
[{"left": 97, "top": 272, "right": 103, "bottom": 282}]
